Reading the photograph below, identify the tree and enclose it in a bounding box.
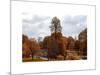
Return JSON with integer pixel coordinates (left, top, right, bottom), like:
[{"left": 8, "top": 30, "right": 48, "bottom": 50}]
[
  {"left": 22, "top": 35, "right": 40, "bottom": 60},
  {"left": 30, "top": 39, "right": 40, "bottom": 60},
  {"left": 67, "top": 36, "right": 75, "bottom": 50},
  {"left": 78, "top": 28, "right": 87, "bottom": 57},
  {"left": 50, "top": 17, "right": 62, "bottom": 38},
  {"left": 22, "top": 35, "right": 31, "bottom": 58},
  {"left": 42, "top": 17, "right": 68, "bottom": 60},
  {"left": 74, "top": 40, "right": 80, "bottom": 51}
]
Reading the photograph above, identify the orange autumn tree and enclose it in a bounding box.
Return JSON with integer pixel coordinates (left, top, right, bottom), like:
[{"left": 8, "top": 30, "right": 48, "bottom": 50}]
[
  {"left": 22, "top": 35, "right": 31, "bottom": 58},
  {"left": 22, "top": 35, "right": 40, "bottom": 60},
  {"left": 43, "top": 17, "right": 68, "bottom": 60},
  {"left": 29, "top": 38, "right": 40, "bottom": 60}
]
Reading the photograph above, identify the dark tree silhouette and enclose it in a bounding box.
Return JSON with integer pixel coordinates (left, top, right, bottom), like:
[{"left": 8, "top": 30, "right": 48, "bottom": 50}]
[{"left": 50, "top": 17, "right": 62, "bottom": 36}]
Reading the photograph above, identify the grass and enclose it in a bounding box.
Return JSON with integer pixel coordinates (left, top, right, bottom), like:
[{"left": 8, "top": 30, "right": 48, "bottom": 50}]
[{"left": 22, "top": 57, "right": 47, "bottom": 62}]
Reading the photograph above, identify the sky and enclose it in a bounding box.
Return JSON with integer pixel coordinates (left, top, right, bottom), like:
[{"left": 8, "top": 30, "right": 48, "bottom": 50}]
[
  {"left": 22, "top": 14, "right": 87, "bottom": 41},
  {"left": 20, "top": 1, "right": 87, "bottom": 41}
]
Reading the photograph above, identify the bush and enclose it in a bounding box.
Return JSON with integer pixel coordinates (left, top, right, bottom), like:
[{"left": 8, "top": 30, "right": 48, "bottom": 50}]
[{"left": 56, "top": 55, "right": 64, "bottom": 60}]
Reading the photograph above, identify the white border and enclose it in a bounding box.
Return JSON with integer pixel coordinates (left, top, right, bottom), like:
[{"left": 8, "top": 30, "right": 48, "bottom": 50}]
[{"left": 11, "top": 1, "right": 96, "bottom": 74}]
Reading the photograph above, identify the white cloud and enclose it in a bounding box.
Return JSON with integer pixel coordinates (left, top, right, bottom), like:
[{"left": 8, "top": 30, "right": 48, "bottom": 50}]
[
  {"left": 22, "top": 14, "right": 87, "bottom": 40},
  {"left": 22, "top": 15, "right": 51, "bottom": 40},
  {"left": 62, "top": 15, "right": 87, "bottom": 37}
]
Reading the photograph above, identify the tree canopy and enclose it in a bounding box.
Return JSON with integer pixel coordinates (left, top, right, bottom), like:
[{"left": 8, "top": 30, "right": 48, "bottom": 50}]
[{"left": 50, "top": 17, "right": 62, "bottom": 34}]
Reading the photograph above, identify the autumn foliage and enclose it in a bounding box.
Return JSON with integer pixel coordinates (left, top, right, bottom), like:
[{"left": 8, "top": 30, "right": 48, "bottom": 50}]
[
  {"left": 22, "top": 17, "right": 87, "bottom": 61},
  {"left": 22, "top": 35, "right": 40, "bottom": 58}
]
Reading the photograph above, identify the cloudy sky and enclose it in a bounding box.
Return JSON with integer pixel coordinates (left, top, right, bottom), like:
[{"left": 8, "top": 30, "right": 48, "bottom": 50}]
[
  {"left": 22, "top": 14, "right": 87, "bottom": 40},
  {"left": 18, "top": 1, "right": 87, "bottom": 41}
]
